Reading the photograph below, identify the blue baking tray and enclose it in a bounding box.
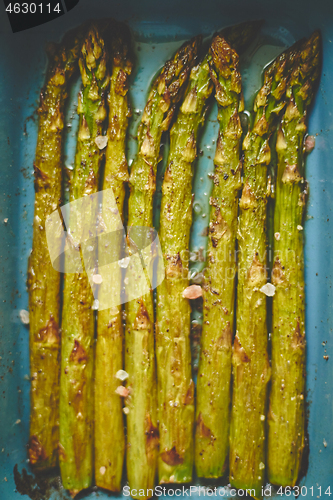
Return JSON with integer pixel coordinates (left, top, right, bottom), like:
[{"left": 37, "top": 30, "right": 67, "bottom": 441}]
[{"left": 0, "top": 0, "right": 332, "bottom": 498}]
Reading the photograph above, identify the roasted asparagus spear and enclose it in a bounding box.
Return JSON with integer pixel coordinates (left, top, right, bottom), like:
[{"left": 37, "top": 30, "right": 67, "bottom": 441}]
[
  {"left": 125, "top": 37, "right": 201, "bottom": 498},
  {"left": 229, "top": 43, "right": 300, "bottom": 497},
  {"left": 95, "top": 22, "right": 133, "bottom": 492},
  {"left": 156, "top": 49, "right": 214, "bottom": 484},
  {"left": 268, "top": 31, "right": 320, "bottom": 487},
  {"left": 27, "top": 26, "right": 83, "bottom": 470},
  {"left": 59, "top": 25, "right": 109, "bottom": 496},
  {"left": 195, "top": 35, "right": 243, "bottom": 479}
]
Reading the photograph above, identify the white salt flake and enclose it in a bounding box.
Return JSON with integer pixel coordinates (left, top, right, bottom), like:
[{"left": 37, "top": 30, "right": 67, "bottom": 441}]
[
  {"left": 260, "top": 283, "right": 276, "bottom": 297},
  {"left": 15, "top": 419, "right": 21, "bottom": 425},
  {"left": 95, "top": 136, "right": 108, "bottom": 150},
  {"left": 274, "top": 232, "right": 281, "bottom": 241},
  {"left": 19, "top": 310, "right": 29, "bottom": 325},
  {"left": 297, "top": 225, "right": 303, "bottom": 231},
  {"left": 260, "top": 415, "right": 265, "bottom": 421},
  {"left": 92, "top": 299, "right": 99, "bottom": 310},
  {"left": 92, "top": 274, "right": 103, "bottom": 284},
  {"left": 123, "top": 407, "right": 129, "bottom": 415},
  {"left": 116, "top": 370, "right": 129, "bottom": 382},
  {"left": 118, "top": 256, "right": 130, "bottom": 268},
  {"left": 100, "top": 466, "right": 106, "bottom": 475},
  {"left": 259, "top": 462, "right": 265, "bottom": 470},
  {"left": 323, "top": 439, "right": 327, "bottom": 448}
]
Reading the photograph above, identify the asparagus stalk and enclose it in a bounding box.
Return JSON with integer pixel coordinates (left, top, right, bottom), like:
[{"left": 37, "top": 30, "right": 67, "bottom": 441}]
[
  {"left": 229, "top": 43, "right": 300, "bottom": 497},
  {"left": 156, "top": 49, "right": 215, "bottom": 484},
  {"left": 268, "top": 31, "right": 320, "bottom": 486},
  {"left": 95, "top": 22, "right": 133, "bottom": 492},
  {"left": 125, "top": 37, "right": 201, "bottom": 498},
  {"left": 195, "top": 35, "right": 243, "bottom": 479},
  {"left": 27, "top": 26, "right": 84, "bottom": 470},
  {"left": 59, "top": 25, "right": 109, "bottom": 496}
]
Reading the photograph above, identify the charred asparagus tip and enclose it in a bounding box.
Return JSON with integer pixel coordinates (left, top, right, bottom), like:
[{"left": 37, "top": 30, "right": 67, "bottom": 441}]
[{"left": 218, "top": 19, "right": 264, "bottom": 54}]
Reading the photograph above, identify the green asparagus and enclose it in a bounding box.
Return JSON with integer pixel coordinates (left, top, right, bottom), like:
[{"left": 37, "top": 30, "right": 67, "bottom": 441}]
[
  {"left": 95, "top": 22, "right": 133, "bottom": 492},
  {"left": 229, "top": 42, "right": 301, "bottom": 498},
  {"left": 27, "top": 26, "right": 84, "bottom": 470},
  {"left": 156, "top": 22, "right": 261, "bottom": 484},
  {"left": 156, "top": 51, "right": 214, "bottom": 485},
  {"left": 59, "top": 24, "right": 109, "bottom": 496},
  {"left": 268, "top": 31, "right": 320, "bottom": 487},
  {"left": 195, "top": 35, "right": 243, "bottom": 479},
  {"left": 125, "top": 36, "right": 201, "bottom": 498},
  {"left": 220, "top": 20, "right": 263, "bottom": 56}
]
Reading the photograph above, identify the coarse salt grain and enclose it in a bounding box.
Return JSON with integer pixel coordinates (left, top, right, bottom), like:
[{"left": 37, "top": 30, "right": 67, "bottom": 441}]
[
  {"left": 182, "top": 285, "right": 202, "bottom": 300},
  {"left": 116, "top": 370, "right": 129, "bottom": 381},
  {"left": 304, "top": 135, "right": 315, "bottom": 153},
  {"left": 297, "top": 225, "right": 303, "bottom": 231},
  {"left": 93, "top": 274, "right": 103, "bottom": 284},
  {"left": 115, "top": 386, "right": 129, "bottom": 397},
  {"left": 260, "top": 283, "right": 276, "bottom": 297},
  {"left": 255, "top": 298, "right": 263, "bottom": 308},
  {"left": 19, "top": 310, "right": 29, "bottom": 325},
  {"left": 118, "top": 256, "right": 130, "bottom": 268},
  {"left": 100, "top": 466, "right": 106, "bottom": 475},
  {"left": 95, "top": 136, "right": 108, "bottom": 150},
  {"left": 274, "top": 232, "right": 280, "bottom": 241},
  {"left": 92, "top": 299, "right": 99, "bottom": 310}
]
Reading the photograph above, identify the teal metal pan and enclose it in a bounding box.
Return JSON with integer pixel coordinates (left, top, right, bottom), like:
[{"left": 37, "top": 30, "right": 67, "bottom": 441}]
[{"left": 0, "top": 0, "right": 332, "bottom": 498}]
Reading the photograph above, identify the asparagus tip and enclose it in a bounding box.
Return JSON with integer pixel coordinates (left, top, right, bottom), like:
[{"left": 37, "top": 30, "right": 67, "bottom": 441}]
[
  {"left": 160, "top": 34, "right": 202, "bottom": 88},
  {"left": 209, "top": 34, "right": 240, "bottom": 73},
  {"left": 219, "top": 19, "right": 264, "bottom": 54},
  {"left": 82, "top": 24, "right": 106, "bottom": 70},
  {"left": 300, "top": 29, "right": 321, "bottom": 74}
]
